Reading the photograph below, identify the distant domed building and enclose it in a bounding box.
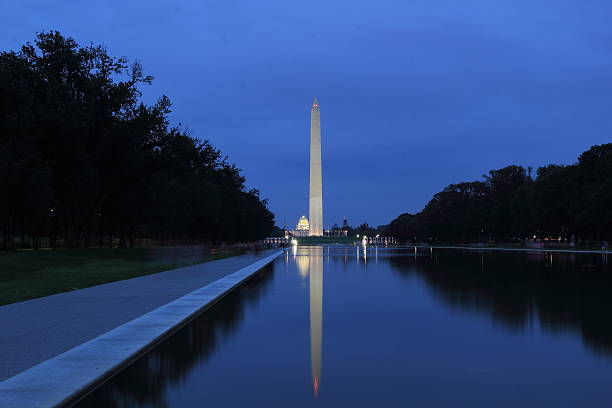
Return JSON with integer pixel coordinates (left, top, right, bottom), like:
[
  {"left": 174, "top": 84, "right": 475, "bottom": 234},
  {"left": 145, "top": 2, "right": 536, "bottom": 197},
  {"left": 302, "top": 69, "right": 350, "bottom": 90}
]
[{"left": 293, "top": 215, "right": 310, "bottom": 237}]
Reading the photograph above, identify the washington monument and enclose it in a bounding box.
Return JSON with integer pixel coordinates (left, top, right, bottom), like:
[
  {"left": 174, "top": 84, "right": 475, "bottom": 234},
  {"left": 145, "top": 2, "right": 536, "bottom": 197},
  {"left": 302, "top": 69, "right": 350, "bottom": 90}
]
[{"left": 309, "top": 97, "right": 323, "bottom": 236}]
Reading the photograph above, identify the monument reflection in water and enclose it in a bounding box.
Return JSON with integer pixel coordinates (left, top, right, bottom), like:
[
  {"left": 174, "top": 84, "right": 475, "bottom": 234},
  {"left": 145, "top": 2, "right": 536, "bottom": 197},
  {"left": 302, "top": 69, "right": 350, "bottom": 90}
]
[
  {"left": 76, "top": 246, "right": 612, "bottom": 407},
  {"left": 295, "top": 246, "right": 323, "bottom": 397}
]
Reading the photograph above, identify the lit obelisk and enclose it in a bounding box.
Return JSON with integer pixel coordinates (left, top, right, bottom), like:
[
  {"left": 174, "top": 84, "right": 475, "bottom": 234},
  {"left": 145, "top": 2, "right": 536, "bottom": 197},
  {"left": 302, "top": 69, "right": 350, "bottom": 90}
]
[{"left": 309, "top": 97, "right": 323, "bottom": 236}]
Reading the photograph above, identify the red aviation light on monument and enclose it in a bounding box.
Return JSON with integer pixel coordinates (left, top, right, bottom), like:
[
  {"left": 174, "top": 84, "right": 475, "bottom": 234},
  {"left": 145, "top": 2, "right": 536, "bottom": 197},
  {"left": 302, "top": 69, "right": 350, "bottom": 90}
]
[{"left": 311, "top": 97, "right": 319, "bottom": 110}]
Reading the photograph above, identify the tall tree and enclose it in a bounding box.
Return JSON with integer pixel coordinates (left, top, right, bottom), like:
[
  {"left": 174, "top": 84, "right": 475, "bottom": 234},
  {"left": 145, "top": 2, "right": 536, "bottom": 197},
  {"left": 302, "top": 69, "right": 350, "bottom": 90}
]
[{"left": 0, "top": 32, "right": 274, "bottom": 249}]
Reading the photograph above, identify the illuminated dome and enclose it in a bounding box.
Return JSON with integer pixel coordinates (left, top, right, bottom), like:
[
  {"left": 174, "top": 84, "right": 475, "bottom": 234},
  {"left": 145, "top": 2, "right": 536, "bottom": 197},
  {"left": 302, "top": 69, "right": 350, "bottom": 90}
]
[{"left": 296, "top": 215, "right": 310, "bottom": 231}]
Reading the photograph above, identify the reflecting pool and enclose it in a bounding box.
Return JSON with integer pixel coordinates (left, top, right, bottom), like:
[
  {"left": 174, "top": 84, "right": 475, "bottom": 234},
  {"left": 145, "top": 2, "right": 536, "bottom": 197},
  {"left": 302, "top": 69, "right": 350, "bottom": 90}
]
[{"left": 76, "top": 246, "right": 612, "bottom": 407}]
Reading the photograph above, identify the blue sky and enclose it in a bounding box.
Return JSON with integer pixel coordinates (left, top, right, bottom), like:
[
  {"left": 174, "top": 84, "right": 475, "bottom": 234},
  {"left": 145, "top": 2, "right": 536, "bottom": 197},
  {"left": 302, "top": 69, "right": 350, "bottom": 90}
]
[{"left": 2, "top": 0, "right": 612, "bottom": 227}]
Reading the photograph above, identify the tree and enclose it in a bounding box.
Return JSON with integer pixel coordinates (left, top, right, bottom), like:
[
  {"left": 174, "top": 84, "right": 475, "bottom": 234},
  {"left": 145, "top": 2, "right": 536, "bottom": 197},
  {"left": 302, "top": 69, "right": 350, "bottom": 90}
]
[
  {"left": 355, "top": 222, "right": 375, "bottom": 237},
  {"left": 388, "top": 147, "right": 612, "bottom": 245},
  {"left": 386, "top": 213, "right": 416, "bottom": 242},
  {"left": 0, "top": 32, "right": 274, "bottom": 249}
]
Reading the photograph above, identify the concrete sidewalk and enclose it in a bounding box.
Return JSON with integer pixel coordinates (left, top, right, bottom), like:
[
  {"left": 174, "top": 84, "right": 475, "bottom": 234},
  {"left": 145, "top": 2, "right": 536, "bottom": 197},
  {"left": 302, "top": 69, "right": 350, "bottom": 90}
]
[{"left": 0, "top": 249, "right": 278, "bottom": 381}]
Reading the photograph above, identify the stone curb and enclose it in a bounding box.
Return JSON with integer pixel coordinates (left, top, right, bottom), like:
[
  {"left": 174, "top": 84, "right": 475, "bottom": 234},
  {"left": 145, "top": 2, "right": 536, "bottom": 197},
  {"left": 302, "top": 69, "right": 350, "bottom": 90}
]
[{"left": 0, "top": 250, "right": 285, "bottom": 408}]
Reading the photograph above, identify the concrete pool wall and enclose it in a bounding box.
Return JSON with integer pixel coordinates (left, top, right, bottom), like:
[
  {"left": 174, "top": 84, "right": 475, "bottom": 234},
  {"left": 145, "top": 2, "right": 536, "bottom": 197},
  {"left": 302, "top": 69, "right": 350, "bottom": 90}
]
[{"left": 0, "top": 250, "right": 285, "bottom": 408}]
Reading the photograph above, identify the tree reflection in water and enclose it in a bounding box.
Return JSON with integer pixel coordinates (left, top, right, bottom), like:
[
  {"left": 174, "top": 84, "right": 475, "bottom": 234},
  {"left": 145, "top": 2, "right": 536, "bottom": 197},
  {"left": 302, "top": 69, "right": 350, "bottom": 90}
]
[
  {"left": 389, "top": 250, "right": 612, "bottom": 355},
  {"left": 76, "top": 265, "right": 275, "bottom": 408},
  {"left": 75, "top": 248, "right": 612, "bottom": 407}
]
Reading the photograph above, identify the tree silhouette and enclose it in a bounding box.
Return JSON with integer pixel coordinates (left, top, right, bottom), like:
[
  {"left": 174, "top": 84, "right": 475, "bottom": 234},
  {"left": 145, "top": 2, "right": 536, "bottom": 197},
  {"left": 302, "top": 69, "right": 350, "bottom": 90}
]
[
  {"left": 387, "top": 144, "right": 612, "bottom": 245},
  {"left": 0, "top": 32, "right": 274, "bottom": 249}
]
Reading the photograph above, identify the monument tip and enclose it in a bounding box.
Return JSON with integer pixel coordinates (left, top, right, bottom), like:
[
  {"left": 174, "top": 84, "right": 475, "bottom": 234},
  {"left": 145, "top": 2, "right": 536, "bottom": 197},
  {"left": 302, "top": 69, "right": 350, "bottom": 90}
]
[
  {"left": 313, "top": 376, "right": 320, "bottom": 397},
  {"left": 312, "top": 97, "right": 318, "bottom": 107}
]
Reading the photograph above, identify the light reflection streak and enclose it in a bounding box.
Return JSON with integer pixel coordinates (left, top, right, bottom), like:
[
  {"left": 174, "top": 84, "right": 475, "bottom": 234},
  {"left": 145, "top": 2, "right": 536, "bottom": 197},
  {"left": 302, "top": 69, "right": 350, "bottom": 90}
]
[{"left": 309, "top": 247, "right": 323, "bottom": 398}]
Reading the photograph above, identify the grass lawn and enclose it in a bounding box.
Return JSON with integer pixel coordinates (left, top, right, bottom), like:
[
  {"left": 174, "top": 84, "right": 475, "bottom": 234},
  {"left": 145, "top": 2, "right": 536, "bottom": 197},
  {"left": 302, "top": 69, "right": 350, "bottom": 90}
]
[{"left": 0, "top": 247, "right": 241, "bottom": 306}]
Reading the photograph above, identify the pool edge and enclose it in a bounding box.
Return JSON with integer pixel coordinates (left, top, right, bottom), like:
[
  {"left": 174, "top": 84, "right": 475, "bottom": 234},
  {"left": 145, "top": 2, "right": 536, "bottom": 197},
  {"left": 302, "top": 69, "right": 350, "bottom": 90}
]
[{"left": 0, "top": 250, "right": 285, "bottom": 408}]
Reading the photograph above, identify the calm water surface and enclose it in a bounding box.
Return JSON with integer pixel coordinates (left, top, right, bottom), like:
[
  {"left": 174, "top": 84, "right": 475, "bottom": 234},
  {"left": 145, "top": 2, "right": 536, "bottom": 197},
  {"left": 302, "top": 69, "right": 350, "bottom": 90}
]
[{"left": 77, "top": 246, "right": 612, "bottom": 407}]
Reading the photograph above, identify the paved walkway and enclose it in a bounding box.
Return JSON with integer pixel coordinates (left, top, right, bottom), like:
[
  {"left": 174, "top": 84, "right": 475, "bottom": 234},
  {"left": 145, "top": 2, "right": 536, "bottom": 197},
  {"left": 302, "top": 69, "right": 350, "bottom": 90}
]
[{"left": 0, "top": 249, "right": 278, "bottom": 381}]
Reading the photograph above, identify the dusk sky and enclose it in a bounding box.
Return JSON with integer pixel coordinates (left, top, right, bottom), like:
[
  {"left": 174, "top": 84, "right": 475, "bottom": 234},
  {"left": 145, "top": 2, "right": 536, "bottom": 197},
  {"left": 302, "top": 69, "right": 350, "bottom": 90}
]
[{"left": 2, "top": 0, "right": 612, "bottom": 228}]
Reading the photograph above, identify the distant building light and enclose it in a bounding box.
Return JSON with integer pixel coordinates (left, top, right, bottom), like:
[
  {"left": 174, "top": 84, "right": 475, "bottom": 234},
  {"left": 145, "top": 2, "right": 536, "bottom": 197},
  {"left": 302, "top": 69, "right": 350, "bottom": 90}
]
[{"left": 296, "top": 215, "right": 310, "bottom": 231}]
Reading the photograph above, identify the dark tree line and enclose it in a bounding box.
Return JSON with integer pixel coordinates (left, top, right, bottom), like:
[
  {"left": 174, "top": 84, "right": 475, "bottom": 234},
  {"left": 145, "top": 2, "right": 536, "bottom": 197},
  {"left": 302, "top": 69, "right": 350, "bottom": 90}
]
[
  {"left": 328, "top": 219, "right": 386, "bottom": 237},
  {"left": 0, "top": 32, "right": 274, "bottom": 249},
  {"left": 387, "top": 143, "right": 612, "bottom": 244}
]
